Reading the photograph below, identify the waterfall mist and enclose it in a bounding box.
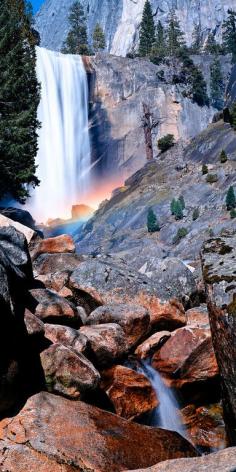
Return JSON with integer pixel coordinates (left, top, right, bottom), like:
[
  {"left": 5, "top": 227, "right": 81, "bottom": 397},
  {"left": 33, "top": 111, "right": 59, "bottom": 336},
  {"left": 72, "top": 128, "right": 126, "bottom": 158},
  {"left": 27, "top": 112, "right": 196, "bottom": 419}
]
[{"left": 28, "top": 47, "right": 91, "bottom": 223}]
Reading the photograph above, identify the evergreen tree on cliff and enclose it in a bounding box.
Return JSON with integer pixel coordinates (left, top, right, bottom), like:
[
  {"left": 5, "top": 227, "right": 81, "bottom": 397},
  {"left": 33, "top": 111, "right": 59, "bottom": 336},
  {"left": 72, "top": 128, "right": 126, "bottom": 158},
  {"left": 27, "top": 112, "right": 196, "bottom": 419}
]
[
  {"left": 223, "top": 10, "right": 236, "bottom": 62},
  {"left": 62, "top": 1, "right": 90, "bottom": 55},
  {"left": 93, "top": 23, "right": 106, "bottom": 52},
  {"left": 210, "top": 58, "right": 224, "bottom": 110},
  {"left": 138, "top": 0, "right": 155, "bottom": 57},
  {"left": 151, "top": 21, "right": 166, "bottom": 61},
  {"left": 166, "top": 9, "right": 185, "bottom": 56},
  {"left": 0, "top": 0, "right": 40, "bottom": 203}
]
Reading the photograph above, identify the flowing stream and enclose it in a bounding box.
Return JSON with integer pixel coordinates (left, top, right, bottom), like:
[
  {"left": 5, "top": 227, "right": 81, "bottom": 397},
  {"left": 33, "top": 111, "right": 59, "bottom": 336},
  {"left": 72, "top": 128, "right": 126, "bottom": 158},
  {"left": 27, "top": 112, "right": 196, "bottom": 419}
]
[
  {"left": 138, "top": 361, "right": 186, "bottom": 437},
  {"left": 28, "top": 46, "right": 91, "bottom": 223}
]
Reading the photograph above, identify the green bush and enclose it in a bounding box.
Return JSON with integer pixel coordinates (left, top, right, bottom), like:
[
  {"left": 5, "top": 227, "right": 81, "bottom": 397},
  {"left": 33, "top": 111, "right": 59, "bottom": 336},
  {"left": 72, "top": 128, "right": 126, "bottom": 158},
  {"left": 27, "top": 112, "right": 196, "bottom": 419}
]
[
  {"left": 174, "top": 200, "right": 184, "bottom": 220},
  {"left": 173, "top": 227, "right": 188, "bottom": 244},
  {"left": 206, "top": 173, "right": 218, "bottom": 184},
  {"left": 220, "top": 150, "right": 228, "bottom": 163},
  {"left": 179, "top": 195, "right": 185, "bottom": 210},
  {"left": 158, "top": 134, "right": 175, "bottom": 153},
  {"left": 226, "top": 186, "right": 236, "bottom": 210},
  {"left": 230, "top": 209, "right": 236, "bottom": 219},
  {"left": 202, "top": 164, "right": 208, "bottom": 175},
  {"left": 147, "top": 207, "right": 160, "bottom": 233},
  {"left": 192, "top": 208, "right": 200, "bottom": 221}
]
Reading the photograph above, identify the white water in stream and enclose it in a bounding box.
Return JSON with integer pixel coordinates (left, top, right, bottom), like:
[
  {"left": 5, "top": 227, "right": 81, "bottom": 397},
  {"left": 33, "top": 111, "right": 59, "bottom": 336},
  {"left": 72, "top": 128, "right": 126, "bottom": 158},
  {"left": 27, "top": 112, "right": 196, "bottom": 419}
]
[
  {"left": 139, "top": 362, "right": 186, "bottom": 437},
  {"left": 29, "top": 47, "right": 91, "bottom": 223}
]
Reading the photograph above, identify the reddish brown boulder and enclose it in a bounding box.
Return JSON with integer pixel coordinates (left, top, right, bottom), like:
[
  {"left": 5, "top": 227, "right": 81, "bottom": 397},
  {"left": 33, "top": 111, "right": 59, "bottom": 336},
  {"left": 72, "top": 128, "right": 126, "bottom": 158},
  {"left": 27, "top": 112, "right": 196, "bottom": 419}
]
[
  {"left": 152, "top": 327, "right": 209, "bottom": 375},
  {"left": 35, "top": 270, "right": 69, "bottom": 292},
  {"left": 0, "top": 392, "right": 198, "bottom": 471},
  {"left": 31, "top": 234, "right": 75, "bottom": 260},
  {"left": 149, "top": 299, "right": 186, "bottom": 330},
  {"left": 80, "top": 323, "right": 128, "bottom": 367},
  {"left": 135, "top": 331, "right": 171, "bottom": 359},
  {"left": 186, "top": 306, "right": 210, "bottom": 329},
  {"left": 40, "top": 343, "right": 100, "bottom": 398},
  {"left": 29, "top": 288, "right": 79, "bottom": 326},
  {"left": 126, "top": 447, "right": 236, "bottom": 471},
  {"left": 181, "top": 403, "right": 227, "bottom": 451},
  {"left": 101, "top": 365, "right": 158, "bottom": 420},
  {"left": 86, "top": 304, "right": 150, "bottom": 348},
  {"left": 24, "top": 309, "right": 45, "bottom": 338},
  {"left": 44, "top": 324, "right": 88, "bottom": 355}
]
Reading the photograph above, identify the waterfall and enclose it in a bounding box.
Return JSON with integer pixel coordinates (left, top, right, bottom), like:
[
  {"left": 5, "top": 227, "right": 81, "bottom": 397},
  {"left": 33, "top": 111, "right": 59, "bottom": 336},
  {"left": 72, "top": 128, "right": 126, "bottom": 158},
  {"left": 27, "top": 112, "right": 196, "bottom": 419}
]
[
  {"left": 29, "top": 46, "right": 91, "bottom": 223},
  {"left": 138, "top": 361, "right": 186, "bottom": 437}
]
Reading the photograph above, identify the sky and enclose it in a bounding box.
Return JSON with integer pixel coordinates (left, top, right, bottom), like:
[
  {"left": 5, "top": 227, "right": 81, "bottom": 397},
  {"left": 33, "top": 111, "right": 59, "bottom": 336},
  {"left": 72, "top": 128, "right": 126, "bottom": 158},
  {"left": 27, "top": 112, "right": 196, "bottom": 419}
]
[{"left": 32, "top": 0, "right": 44, "bottom": 13}]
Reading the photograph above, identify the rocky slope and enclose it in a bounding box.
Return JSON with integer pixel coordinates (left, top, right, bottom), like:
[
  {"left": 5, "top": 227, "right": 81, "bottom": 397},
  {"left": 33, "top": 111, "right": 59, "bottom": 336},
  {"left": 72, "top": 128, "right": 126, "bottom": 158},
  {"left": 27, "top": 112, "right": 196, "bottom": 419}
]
[
  {"left": 88, "top": 53, "right": 231, "bottom": 178},
  {"left": 35, "top": 0, "right": 236, "bottom": 56}
]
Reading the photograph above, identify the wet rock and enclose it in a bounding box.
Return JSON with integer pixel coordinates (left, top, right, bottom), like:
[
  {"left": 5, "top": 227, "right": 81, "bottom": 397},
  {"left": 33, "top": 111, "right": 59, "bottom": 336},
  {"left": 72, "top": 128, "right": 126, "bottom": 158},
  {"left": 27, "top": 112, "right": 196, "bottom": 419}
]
[
  {"left": 0, "top": 392, "right": 198, "bottom": 471},
  {"left": 135, "top": 331, "right": 171, "bottom": 360},
  {"left": 31, "top": 234, "right": 75, "bottom": 260},
  {"left": 40, "top": 343, "right": 100, "bottom": 398},
  {"left": 86, "top": 304, "right": 150, "bottom": 348},
  {"left": 44, "top": 324, "right": 88, "bottom": 355},
  {"left": 101, "top": 365, "right": 158, "bottom": 420},
  {"left": 24, "top": 309, "right": 45, "bottom": 338},
  {"left": 29, "top": 288, "right": 80, "bottom": 327},
  {"left": 201, "top": 235, "right": 236, "bottom": 444},
  {"left": 181, "top": 403, "right": 227, "bottom": 451},
  {"left": 80, "top": 323, "right": 128, "bottom": 367},
  {"left": 127, "top": 447, "right": 236, "bottom": 471}
]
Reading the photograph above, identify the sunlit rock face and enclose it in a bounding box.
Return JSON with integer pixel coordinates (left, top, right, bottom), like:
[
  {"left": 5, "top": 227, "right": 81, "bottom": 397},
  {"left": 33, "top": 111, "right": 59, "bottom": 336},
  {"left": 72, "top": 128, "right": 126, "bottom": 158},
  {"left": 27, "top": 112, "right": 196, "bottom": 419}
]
[{"left": 35, "top": 0, "right": 236, "bottom": 56}]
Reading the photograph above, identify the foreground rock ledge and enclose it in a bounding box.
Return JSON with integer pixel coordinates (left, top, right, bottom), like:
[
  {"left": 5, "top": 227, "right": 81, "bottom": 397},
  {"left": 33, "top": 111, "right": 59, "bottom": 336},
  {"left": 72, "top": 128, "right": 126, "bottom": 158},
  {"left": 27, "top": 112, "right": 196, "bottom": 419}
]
[{"left": 0, "top": 392, "right": 197, "bottom": 472}]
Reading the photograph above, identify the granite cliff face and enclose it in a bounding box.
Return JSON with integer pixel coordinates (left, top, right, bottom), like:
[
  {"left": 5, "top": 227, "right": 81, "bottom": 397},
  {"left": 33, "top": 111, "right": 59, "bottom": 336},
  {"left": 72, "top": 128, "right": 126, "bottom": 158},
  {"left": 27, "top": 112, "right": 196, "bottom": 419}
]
[
  {"left": 88, "top": 53, "right": 231, "bottom": 179},
  {"left": 35, "top": 0, "right": 236, "bottom": 55}
]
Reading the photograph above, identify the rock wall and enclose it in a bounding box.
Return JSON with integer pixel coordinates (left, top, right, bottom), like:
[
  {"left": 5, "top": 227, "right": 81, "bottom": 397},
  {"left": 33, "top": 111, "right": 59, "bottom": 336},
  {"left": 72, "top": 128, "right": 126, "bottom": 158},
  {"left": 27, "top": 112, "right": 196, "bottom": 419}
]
[
  {"left": 88, "top": 54, "right": 231, "bottom": 179},
  {"left": 35, "top": 0, "right": 236, "bottom": 55}
]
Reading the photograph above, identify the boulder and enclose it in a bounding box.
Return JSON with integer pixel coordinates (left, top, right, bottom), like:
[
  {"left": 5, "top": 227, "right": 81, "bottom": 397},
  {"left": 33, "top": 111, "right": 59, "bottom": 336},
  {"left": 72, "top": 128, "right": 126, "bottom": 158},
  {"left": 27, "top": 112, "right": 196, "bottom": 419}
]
[
  {"left": 125, "top": 447, "right": 236, "bottom": 471},
  {"left": 35, "top": 270, "right": 70, "bottom": 292},
  {"left": 44, "top": 323, "right": 88, "bottom": 355},
  {"left": 101, "top": 365, "right": 158, "bottom": 420},
  {"left": 201, "top": 235, "right": 236, "bottom": 444},
  {"left": 40, "top": 343, "right": 100, "bottom": 398},
  {"left": 186, "top": 305, "right": 210, "bottom": 329},
  {"left": 80, "top": 324, "right": 128, "bottom": 367},
  {"left": 135, "top": 331, "right": 171, "bottom": 359},
  {"left": 86, "top": 304, "right": 150, "bottom": 348},
  {"left": 0, "top": 207, "right": 36, "bottom": 230},
  {"left": 0, "top": 214, "right": 37, "bottom": 244},
  {"left": 24, "top": 309, "right": 45, "bottom": 338},
  {"left": 33, "top": 252, "right": 83, "bottom": 276},
  {"left": 31, "top": 234, "right": 75, "bottom": 260},
  {"left": 0, "top": 392, "right": 198, "bottom": 471},
  {"left": 29, "top": 288, "right": 80, "bottom": 327},
  {"left": 149, "top": 299, "right": 186, "bottom": 330},
  {"left": 181, "top": 403, "right": 227, "bottom": 451}
]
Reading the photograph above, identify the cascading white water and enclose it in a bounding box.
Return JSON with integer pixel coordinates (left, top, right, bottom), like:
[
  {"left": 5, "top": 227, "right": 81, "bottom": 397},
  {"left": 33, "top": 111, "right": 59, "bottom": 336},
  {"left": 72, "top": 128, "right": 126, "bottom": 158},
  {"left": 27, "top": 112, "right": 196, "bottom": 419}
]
[
  {"left": 28, "top": 46, "right": 91, "bottom": 223},
  {"left": 138, "top": 361, "right": 186, "bottom": 437}
]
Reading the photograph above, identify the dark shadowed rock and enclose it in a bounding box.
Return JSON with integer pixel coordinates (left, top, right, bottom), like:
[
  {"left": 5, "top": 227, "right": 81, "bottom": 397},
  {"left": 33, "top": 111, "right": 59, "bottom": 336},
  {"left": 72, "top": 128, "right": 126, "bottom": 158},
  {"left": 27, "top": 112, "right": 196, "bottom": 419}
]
[
  {"left": 29, "top": 288, "right": 80, "bottom": 326},
  {"left": 0, "top": 392, "right": 198, "bottom": 471},
  {"left": 201, "top": 235, "right": 236, "bottom": 444},
  {"left": 85, "top": 304, "right": 150, "bottom": 348},
  {"left": 40, "top": 343, "right": 100, "bottom": 398},
  {"left": 101, "top": 365, "right": 158, "bottom": 420},
  {"left": 80, "top": 323, "right": 128, "bottom": 367}
]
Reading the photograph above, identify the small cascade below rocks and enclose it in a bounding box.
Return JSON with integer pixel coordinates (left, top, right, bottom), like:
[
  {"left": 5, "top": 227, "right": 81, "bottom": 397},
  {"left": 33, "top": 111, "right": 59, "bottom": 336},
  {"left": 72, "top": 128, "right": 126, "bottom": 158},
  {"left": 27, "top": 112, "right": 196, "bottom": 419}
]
[
  {"left": 138, "top": 361, "right": 186, "bottom": 438},
  {"left": 29, "top": 46, "right": 91, "bottom": 223}
]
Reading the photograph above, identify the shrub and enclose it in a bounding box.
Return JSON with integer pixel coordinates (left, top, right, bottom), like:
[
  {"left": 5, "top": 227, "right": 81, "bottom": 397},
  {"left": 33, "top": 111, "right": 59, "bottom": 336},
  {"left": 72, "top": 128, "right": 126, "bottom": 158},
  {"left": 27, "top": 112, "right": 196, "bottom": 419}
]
[
  {"left": 192, "top": 208, "right": 200, "bottom": 221},
  {"left": 179, "top": 195, "right": 185, "bottom": 210},
  {"left": 202, "top": 164, "right": 208, "bottom": 175},
  {"left": 220, "top": 150, "right": 228, "bottom": 163},
  {"left": 206, "top": 173, "right": 218, "bottom": 184},
  {"left": 158, "top": 134, "right": 175, "bottom": 153},
  {"left": 226, "top": 186, "right": 236, "bottom": 210},
  {"left": 230, "top": 209, "right": 236, "bottom": 219},
  {"left": 147, "top": 207, "right": 160, "bottom": 233},
  {"left": 170, "top": 198, "right": 177, "bottom": 215},
  {"left": 174, "top": 200, "right": 184, "bottom": 220},
  {"left": 173, "top": 227, "right": 188, "bottom": 244}
]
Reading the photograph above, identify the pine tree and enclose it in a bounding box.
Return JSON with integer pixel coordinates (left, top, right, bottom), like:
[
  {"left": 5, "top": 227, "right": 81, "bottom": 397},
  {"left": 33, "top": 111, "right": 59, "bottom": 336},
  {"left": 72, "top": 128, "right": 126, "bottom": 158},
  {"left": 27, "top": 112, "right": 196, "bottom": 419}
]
[
  {"left": 226, "top": 186, "right": 236, "bottom": 210},
  {"left": 171, "top": 199, "right": 177, "bottom": 215},
  {"left": 179, "top": 195, "right": 185, "bottom": 210},
  {"left": 191, "top": 23, "right": 202, "bottom": 53},
  {"left": 151, "top": 21, "right": 166, "bottom": 61},
  {"left": 220, "top": 150, "right": 228, "bottom": 163},
  {"left": 190, "top": 65, "right": 209, "bottom": 107},
  {"left": 61, "top": 1, "right": 90, "bottom": 55},
  {"left": 210, "top": 58, "right": 224, "bottom": 110},
  {"left": 204, "top": 33, "right": 219, "bottom": 54},
  {"left": 0, "top": 0, "right": 40, "bottom": 203},
  {"left": 147, "top": 207, "right": 160, "bottom": 232},
  {"left": 93, "top": 23, "right": 106, "bottom": 52},
  {"left": 192, "top": 208, "right": 200, "bottom": 221},
  {"left": 174, "top": 200, "right": 184, "bottom": 220},
  {"left": 166, "top": 9, "right": 185, "bottom": 56},
  {"left": 138, "top": 0, "right": 155, "bottom": 57},
  {"left": 202, "top": 164, "right": 208, "bottom": 174},
  {"left": 222, "top": 9, "right": 236, "bottom": 62}
]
